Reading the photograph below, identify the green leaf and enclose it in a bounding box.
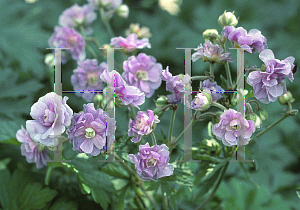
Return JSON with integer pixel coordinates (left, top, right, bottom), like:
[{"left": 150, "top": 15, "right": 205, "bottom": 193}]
[
  {"left": 0, "top": 169, "right": 16, "bottom": 210},
  {"left": 68, "top": 158, "right": 115, "bottom": 209},
  {"left": 48, "top": 198, "right": 78, "bottom": 210},
  {"left": 18, "top": 182, "right": 57, "bottom": 210},
  {"left": 0, "top": 120, "right": 21, "bottom": 142},
  {"left": 0, "top": 1, "right": 49, "bottom": 79}
]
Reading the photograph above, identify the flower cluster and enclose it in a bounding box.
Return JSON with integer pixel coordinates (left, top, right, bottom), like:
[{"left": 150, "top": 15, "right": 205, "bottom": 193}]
[
  {"left": 110, "top": 33, "right": 151, "bottom": 52},
  {"left": 123, "top": 53, "right": 163, "bottom": 98},
  {"left": 128, "top": 110, "right": 160, "bottom": 143},
  {"left": 222, "top": 26, "right": 267, "bottom": 53},
  {"left": 128, "top": 143, "right": 174, "bottom": 181},
  {"left": 247, "top": 49, "right": 294, "bottom": 103},
  {"left": 100, "top": 69, "right": 145, "bottom": 109},
  {"left": 58, "top": 3, "right": 97, "bottom": 35},
  {"left": 212, "top": 109, "right": 255, "bottom": 146},
  {"left": 192, "top": 40, "right": 235, "bottom": 63},
  {"left": 161, "top": 66, "right": 191, "bottom": 107},
  {"left": 125, "top": 23, "right": 152, "bottom": 39},
  {"left": 67, "top": 103, "right": 116, "bottom": 156},
  {"left": 48, "top": 26, "right": 86, "bottom": 63},
  {"left": 88, "top": 0, "right": 128, "bottom": 19},
  {"left": 71, "top": 59, "right": 107, "bottom": 102}
]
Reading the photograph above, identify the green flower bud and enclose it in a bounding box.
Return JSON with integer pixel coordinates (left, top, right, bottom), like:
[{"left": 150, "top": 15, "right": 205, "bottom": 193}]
[
  {"left": 203, "top": 29, "right": 220, "bottom": 44},
  {"left": 155, "top": 95, "right": 169, "bottom": 108},
  {"left": 257, "top": 109, "right": 268, "bottom": 121},
  {"left": 247, "top": 113, "right": 261, "bottom": 128},
  {"left": 44, "top": 53, "right": 55, "bottom": 67},
  {"left": 117, "top": 4, "right": 129, "bottom": 18},
  {"left": 278, "top": 91, "right": 294, "bottom": 105},
  {"left": 153, "top": 107, "right": 164, "bottom": 118},
  {"left": 93, "top": 94, "right": 103, "bottom": 105},
  {"left": 218, "top": 11, "right": 238, "bottom": 28}
]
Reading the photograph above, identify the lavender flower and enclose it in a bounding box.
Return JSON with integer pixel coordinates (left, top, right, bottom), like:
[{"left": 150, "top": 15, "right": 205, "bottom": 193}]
[
  {"left": 191, "top": 91, "right": 212, "bottom": 111},
  {"left": 26, "top": 92, "right": 73, "bottom": 146},
  {"left": 71, "top": 59, "right": 107, "bottom": 102},
  {"left": 128, "top": 110, "right": 160, "bottom": 143},
  {"left": 100, "top": 69, "right": 145, "bottom": 109},
  {"left": 110, "top": 33, "right": 151, "bottom": 52},
  {"left": 212, "top": 109, "right": 255, "bottom": 146},
  {"left": 123, "top": 53, "right": 162, "bottom": 98},
  {"left": 66, "top": 103, "right": 116, "bottom": 156},
  {"left": 222, "top": 26, "right": 267, "bottom": 53},
  {"left": 48, "top": 26, "right": 86, "bottom": 63},
  {"left": 16, "top": 126, "right": 50, "bottom": 169},
  {"left": 247, "top": 49, "right": 294, "bottom": 103},
  {"left": 128, "top": 143, "right": 174, "bottom": 181},
  {"left": 161, "top": 66, "right": 191, "bottom": 107},
  {"left": 192, "top": 40, "right": 234, "bottom": 63},
  {"left": 202, "top": 79, "right": 224, "bottom": 101},
  {"left": 59, "top": 4, "right": 97, "bottom": 35}
]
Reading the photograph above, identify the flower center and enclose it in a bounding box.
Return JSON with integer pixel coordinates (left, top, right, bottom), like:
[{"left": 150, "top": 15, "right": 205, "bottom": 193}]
[
  {"left": 85, "top": 127, "right": 95, "bottom": 138},
  {"left": 134, "top": 115, "right": 149, "bottom": 130},
  {"left": 136, "top": 70, "right": 149, "bottom": 81},
  {"left": 68, "top": 35, "right": 78, "bottom": 46},
  {"left": 146, "top": 157, "right": 157, "bottom": 168},
  {"left": 87, "top": 73, "right": 98, "bottom": 85}
]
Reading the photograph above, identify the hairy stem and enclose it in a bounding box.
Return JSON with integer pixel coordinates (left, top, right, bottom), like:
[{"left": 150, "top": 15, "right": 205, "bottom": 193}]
[
  {"left": 168, "top": 109, "right": 176, "bottom": 143},
  {"left": 210, "top": 63, "right": 214, "bottom": 81},
  {"left": 114, "top": 153, "right": 156, "bottom": 208},
  {"left": 211, "top": 102, "right": 227, "bottom": 111},
  {"left": 161, "top": 182, "right": 170, "bottom": 210}
]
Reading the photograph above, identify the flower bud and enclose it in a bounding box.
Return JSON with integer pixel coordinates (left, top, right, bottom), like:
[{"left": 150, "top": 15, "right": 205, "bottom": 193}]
[
  {"left": 203, "top": 29, "right": 220, "bottom": 44},
  {"left": 218, "top": 11, "right": 238, "bottom": 28},
  {"left": 191, "top": 91, "right": 212, "bottom": 111},
  {"left": 257, "top": 109, "right": 268, "bottom": 121},
  {"left": 44, "top": 53, "right": 55, "bottom": 67},
  {"left": 117, "top": 4, "right": 129, "bottom": 18},
  {"left": 155, "top": 95, "right": 169, "bottom": 108},
  {"left": 278, "top": 91, "right": 294, "bottom": 105},
  {"left": 93, "top": 94, "right": 103, "bottom": 105},
  {"left": 247, "top": 113, "right": 261, "bottom": 128},
  {"left": 153, "top": 107, "right": 164, "bottom": 118}
]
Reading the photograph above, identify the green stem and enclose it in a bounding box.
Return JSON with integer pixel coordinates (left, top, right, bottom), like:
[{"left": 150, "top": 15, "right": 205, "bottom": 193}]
[
  {"left": 210, "top": 63, "right": 214, "bottom": 81},
  {"left": 100, "top": 8, "right": 115, "bottom": 38},
  {"left": 45, "top": 165, "right": 53, "bottom": 185},
  {"left": 191, "top": 76, "right": 212, "bottom": 81},
  {"left": 211, "top": 102, "right": 227, "bottom": 111},
  {"left": 172, "top": 119, "right": 197, "bottom": 146},
  {"left": 225, "top": 61, "right": 233, "bottom": 89},
  {"left": 245, "top": 103, "right": 253, "bottom": 114},
  {"left": 168, "top": 109, "right": 176, "bottom": 143},
  {"left": 248, "top": 100, "right": 262, "bottom": 112},
  {"left": 150, "top": 132, "right": 157, "bottom": 145},
  {"left": 161, "top": 182, "right": 170, "bottom": 210},
  {"left": 197, "top": 161, "right": 229, "bottom": 210},
  {"left": 252, "top": 113, "right": 289, "bottom": 140},
  {"left": 114, "top": 153, "right": 156, "bottom": 208}
]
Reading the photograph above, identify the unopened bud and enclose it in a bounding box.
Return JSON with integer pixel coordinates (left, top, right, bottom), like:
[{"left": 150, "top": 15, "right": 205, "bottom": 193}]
[
  {"left": 203, "top": 29, "right": 220, "bottom": 44},
  {"left": 93, "top": 94, "right": 103, "bottom": 105},
  {"left": 155, "top": 95, "right": 169, "bottom": 108},
  {"left": 257, "top": 109, "right": 268, "bottom": 121},
  {"left": 278, "top": 91, "right": 294, "bottom": 105},
  {"left": 247, "top": 113, "right": 261, "bottom": 128},
  {"left": 153, "top": 107, "right": 164, "bottom": 118},
  {"left": 218, "top": 11, "right": 238, "bottom": 28},
  {"left": 117, "top": 4, "right": 129, "bottom": 18},
  {"left": 44, "top": 53, "right": 55, "bottom": 67}
]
